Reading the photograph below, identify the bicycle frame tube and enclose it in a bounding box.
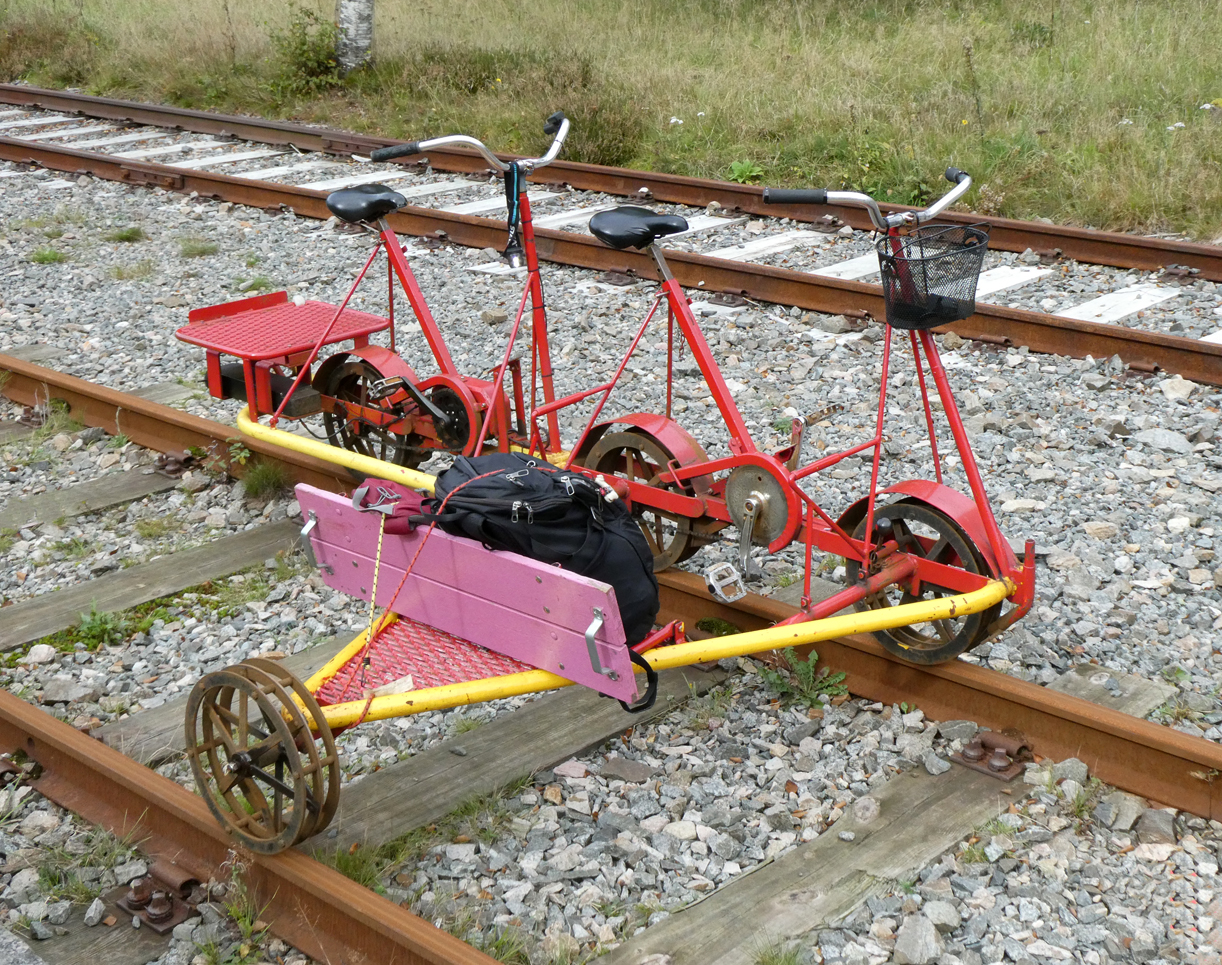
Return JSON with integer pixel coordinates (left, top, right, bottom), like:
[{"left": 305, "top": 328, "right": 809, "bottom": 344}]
[
  {"left": 518, "top": 192, "right": 561, "bottom": 447},
  {"left": 379, "top": 221, "right": 459, "bottom": 378}
]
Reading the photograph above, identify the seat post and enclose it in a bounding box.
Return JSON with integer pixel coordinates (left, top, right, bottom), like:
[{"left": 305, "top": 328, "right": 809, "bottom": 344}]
[{"left": 648, "top": 243, "right": 675, "bottom": 283}]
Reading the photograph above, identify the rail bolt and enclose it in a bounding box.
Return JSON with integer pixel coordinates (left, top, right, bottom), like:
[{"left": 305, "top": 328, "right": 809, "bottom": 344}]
[
  {"left": 126, "top": 877, "right": 153, "bottom": 909},
  {"left": 987, "top": 747, "right": 1012, "bottom": 772},
  {"left": 145, "top": 892, "right": 174, "bottom": 924},
  {"left": 961, "top": 739, "right": 986, "bottom": 763}
]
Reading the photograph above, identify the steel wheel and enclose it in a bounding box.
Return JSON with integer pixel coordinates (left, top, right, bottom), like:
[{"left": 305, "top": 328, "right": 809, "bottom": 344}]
[
  {"left": 185, "top": 660, "right": 339, "bottom": 853},
  {"left": 845, "top": 501, "right": 1000, "bottom": 665},
  {"left": 320, "top": 359, "right": 422, "bottom": 468},
  {"left": 583, "top": 431, "right": 695, "bottom": 571},
  {"left": 242, "top": 657, "right": 340, "bottom": 841}
]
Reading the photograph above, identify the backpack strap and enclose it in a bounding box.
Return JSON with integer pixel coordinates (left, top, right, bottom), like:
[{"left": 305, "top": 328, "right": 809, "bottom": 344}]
[{"left": 618, "top": 649, "right": 658, "bottom": 713}]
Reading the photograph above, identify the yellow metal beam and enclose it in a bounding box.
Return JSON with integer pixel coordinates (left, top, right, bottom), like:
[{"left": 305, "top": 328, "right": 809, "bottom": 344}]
[
  {"left": 312, "top": 579, "right": 1012, "bottom": 729},
  {"left": 236, "top": 405, "right": 436, "bottom": 493}
]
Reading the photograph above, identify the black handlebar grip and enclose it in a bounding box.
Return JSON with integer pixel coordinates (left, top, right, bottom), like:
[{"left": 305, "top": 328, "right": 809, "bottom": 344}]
[
  {"left": 762, "top": 188, "right": 829, "bottom": 205},
  {"left": 370, "top": 142, "right": 422, "bottom": 162},
  {"left": 543, "top": 111, "right": 567, "bottom": 136},
  {"left": 945, "top": 166, "right": 969, "bottom": 184}
]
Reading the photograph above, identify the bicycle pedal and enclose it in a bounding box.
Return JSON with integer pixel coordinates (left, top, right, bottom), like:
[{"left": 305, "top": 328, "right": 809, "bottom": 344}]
[{"left": 705, "top": 562, "right": 747, "bottom": 604}]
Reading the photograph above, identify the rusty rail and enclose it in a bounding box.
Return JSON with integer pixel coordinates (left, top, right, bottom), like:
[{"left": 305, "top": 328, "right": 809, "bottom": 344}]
[
  {"left": 0, "top": 689, "right": 497, "bottom": 965},
  {"left": 657, "top": 570, "right": 1222, "bottom": 818},
  {"left": 0, "top": 134, "right": 1218, "bottom": 383},
  {"left": 4, "top": 356, "right": 1221, "bottom": 819},
  {"left": 0, "top": 353, "right": 355, "bottom": 491},
  {"left": 3, "top": 83, "right": 1221, "bottom": 280}
]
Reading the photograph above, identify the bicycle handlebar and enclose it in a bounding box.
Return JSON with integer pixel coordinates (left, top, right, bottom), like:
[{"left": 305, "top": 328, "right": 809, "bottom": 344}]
[
  {"left": 369, "top": 111, "right": 570, "bottom": 173},
  {"left": 762, "top": 166, "right": 973, "bottom": 231},
  {"left": 761, "top": 188, "right": 827, "bottom": 206}
]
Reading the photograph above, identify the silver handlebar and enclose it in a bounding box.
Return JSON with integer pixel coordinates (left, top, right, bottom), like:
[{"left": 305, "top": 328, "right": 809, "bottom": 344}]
[
  {"left": 827, "top": 173, "right": 973, "bottom": 232},
  {"left": 412, "top": 116, "right": 571, "bottom": 175}
]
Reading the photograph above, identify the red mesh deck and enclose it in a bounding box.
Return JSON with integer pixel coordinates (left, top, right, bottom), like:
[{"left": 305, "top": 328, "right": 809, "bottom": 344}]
[
  {"left": 176, "top": 300, "right": 390, "bottom": 361},
  {"left": 315, "top": 617, "right": 535, "bottom": 706}
]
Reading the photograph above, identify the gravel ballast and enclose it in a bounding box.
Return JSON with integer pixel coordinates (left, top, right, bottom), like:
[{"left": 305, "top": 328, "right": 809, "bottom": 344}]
[{"left": 1, "top": 161, "right": 1220, "bottom": 964}]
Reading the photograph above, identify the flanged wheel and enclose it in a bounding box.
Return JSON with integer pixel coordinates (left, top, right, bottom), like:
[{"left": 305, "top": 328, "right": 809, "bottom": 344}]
[
  {"left": 582, "top": 431, "right": 696, "bottom": 570},
  {"left": 845, "top": 501, "right": 1000, "bottom": 665},
  {"left": 320, "top": 359, "right": 423, "bottom": 468},
  {"left": 185, "top": 660, "right": 340, "bottom": 853}
]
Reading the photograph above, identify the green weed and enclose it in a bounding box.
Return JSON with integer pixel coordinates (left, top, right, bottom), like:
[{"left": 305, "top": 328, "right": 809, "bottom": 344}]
[
  {"left": 757, "top": 647, "right": 847, "bottom": 708},
  {"left": 687, "top": 682, "right": 735, "bottom": 727},
  {"left": 110, "top": 260, "right": 154, "bottom": 280},
  {"left": 241, "top": 459, "right": 289, "bottom": 497},
  {"left": 179, "top": 236, "right": 219, "bottom": 258},
  {"left": 960, "top": 842, "right": 987, "bottom": 863},
  {"left": 694, "top": 617, "right": 741, "bottom": 637},
  {"left": 753, "top": 939, "right": 801, "bottom": 965},
  {"left": 76, "top": 605, "right": 129, "bottom": 647},
  {"left": 221, "top": 860, "right": 270, "bottom": 943},
  {"left": 134, "top": 518, "right": 180, "bottom": 539},
  {"left": 30, "top": 248, "right": 67, "bottom": 263},
  {"left": 728, "top": 160, "right": 764, "bottom": 184},
  {"left": 29, "top": 399, "right": 82, "bottom": 443},
  {"left": 269, "top": 4, "right": 341, "bottom": 95},
  {"left": 52, "top": 537, "right": 94, "bottom": 560},
  {"left": 0, "top": 529, "right": 16, "bottom": 555},
  {"left": 107, "top": 433, "right": 129, "bottom": 449},
  {"left": 37, "top": 825, "right": 138, "bottom": 904},
  {"left": 103, "top": 226, "right": 145, "bottom": 242},
  {"left": 236, "top": 275, "right": 273, "bottom": 292},
  {"left": 319, "top": 842, "right": 391, "bottom": 892},
  {"left": 450, "top": 716, "right": 482, "bottom": 736}
]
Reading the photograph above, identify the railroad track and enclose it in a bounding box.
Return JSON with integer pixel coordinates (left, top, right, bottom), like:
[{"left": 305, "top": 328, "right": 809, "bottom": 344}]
[
  {"left": 1, "top": 84, "right": 1221, "bottom": 964},
  {"left": 2, "top": 358, "right": 1222, "bottom": 963},
  {"left": 0, "top": 84, "right": 1218, "bottom": 384}
]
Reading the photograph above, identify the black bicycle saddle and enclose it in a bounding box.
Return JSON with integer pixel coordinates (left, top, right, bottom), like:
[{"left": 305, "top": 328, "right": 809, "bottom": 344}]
[
  {"left": 326, "top": 183, "right": 408, "bottom": 224},
  {"left": 590, "top": 206, "right": 689, "bottom": 250}
]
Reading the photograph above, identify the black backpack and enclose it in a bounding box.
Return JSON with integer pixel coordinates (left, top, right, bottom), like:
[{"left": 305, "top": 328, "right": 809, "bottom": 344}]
[{"left": 419, "top": 453, "right": 661, "bottom": 707}]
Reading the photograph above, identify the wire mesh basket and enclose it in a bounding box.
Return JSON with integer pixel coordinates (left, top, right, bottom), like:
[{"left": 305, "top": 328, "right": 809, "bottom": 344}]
[{"left": 875, "top": 224, "right": 989, "bottom": 330}]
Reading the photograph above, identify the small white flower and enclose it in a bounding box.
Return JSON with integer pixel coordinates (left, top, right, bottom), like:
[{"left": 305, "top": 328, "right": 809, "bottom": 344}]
[
  {"left": 697, "top": 112, "right": 706, "bottom": 117},
  {"left": 1167, "top": 122, "right": 1186, "bottom": 130},
  {"left": 1118, "top": 118, "right": 1133, "bottom": 125},
  {"left": 1202, "top": 103, "right": 1216, "bottom": 110},
  {"left": 669, "top": 116, "right": 683, "bottom": 125}
]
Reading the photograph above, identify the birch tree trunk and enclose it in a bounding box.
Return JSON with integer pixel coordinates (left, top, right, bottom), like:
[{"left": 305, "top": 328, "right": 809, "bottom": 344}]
[{"left": 335, "top": 0, "right": 374, "bottom": 73}]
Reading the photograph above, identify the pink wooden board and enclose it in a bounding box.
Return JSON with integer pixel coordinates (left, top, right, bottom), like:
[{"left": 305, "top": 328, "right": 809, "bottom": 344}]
[{"left": 294, "top": 484, "right": 639, "bottom": 703}]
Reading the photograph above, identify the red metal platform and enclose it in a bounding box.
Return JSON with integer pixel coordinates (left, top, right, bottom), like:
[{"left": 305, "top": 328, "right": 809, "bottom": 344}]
[
  {"left": 177, "top": 291, "right": 389, "bottom": 361},
  {"left": 315, "top": 617, "right": 535, "bottom": 707}
]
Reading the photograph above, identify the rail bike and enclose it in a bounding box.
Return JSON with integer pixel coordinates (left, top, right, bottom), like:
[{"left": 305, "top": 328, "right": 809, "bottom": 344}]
[{"left": 177, "top": 128, "right": 1034, "bottom": 852}]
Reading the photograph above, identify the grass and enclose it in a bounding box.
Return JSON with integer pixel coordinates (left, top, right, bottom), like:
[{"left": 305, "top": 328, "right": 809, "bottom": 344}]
[
  {"left": 0, "top": 529, "right": 16, "bottom": 554},
  {"left": 753, "top": 939, "right": 801, "bottom": 965},
  {"left": 76, "top": 604, "right": 129, "bottom": 647},
  {"left": 237, "top": 275, "right": 274, "bottom": 292},
  {"left": 51, "top": 536, "right": 94, "bottom": 560},
  {"left": 241, "top": 459, "right": 290, "bottom": 498},
  {"left": 179, "top": 236, "right": 219, "bottom": 257},
  {"left": 757, "top": 647, "right": 847, "bottom": 708},
  {"left": 0, "top": 1, "right": 1218, "bottom": 235},
  {"left": 103, "top": 225, "right": 145, "bottom": 242},
  {"left": 133, "top": 517, "right": 180, "bottom": 539},
  {"left": 29, "top": 399, "right": 82, "bottom": 443},
  {"left": 110, "top": 259, "right": 155, "bottom": 280},
  {"left": 37, "top": 825, "right": 139, "bottom": 904},
  {"left": 686, "top": 682, "right": 735, "bottom": 727},
  {"left": 29, "top": 247, "right": 67, "bottom": 263},
  {"left": 320, "top": 778, "right": 534, "bottom": 891}
]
